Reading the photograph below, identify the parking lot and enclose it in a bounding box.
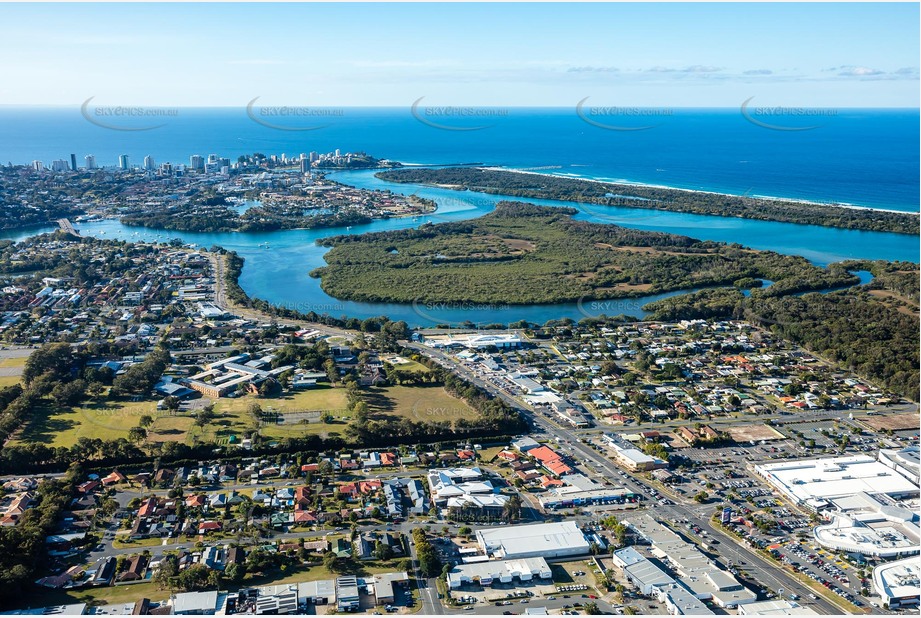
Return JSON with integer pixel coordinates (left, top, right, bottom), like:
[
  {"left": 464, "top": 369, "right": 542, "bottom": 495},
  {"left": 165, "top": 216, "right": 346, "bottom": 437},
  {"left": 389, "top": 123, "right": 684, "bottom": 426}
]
[{"left": 772, "top": 541, "right": 868, "bottom": 609}]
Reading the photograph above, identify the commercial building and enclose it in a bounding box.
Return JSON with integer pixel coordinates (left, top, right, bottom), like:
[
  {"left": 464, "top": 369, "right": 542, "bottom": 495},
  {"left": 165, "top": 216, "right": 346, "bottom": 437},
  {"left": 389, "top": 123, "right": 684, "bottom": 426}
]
[
  {"left": 475, "top": 521, "right": 590, "bottom": 560},
  {"left": 872, "top": 557, "right": 920, "bottom": 609},
  {"left": 419, "top": 332, "right": 521, "bottom": 350},
  {"left": 625, "top": 515, "right": 756, "bottom": 608},
  {"left": 446, "top": 492, "right": 509, "bottom": 519},
  {"left": 446, "top": 557, "right": 552, "bottom": 589},
  {"left": 610, "top": 444, "right": 668, "bottom": 472},
  {"left": 879, "top": 446, "right": 920, "bottom": 486},
  {"left": 538, "top": 485, "right": 633, "bottom": 510},
  {"left": 612, "top": 547, "right": 714, "bottom": 616},
  {"left": 512, "top": 437, "right": 541, "bottom": 453},
  {"left": 737, "top": 600, "right": 820, "bottom": 615},
  {"left": 197, "top": 302, "right": 228, "bottom": 320},
  {"left": 250, "top": 585, "right": 300, "bottom": 614},
  {"left": 538, "top": 474, "right": 634, "bottom": 509},
  {"left": 755, "top": 455, "right": 920, "bottom": 511},
  {"left": 813, "top": 495, "right": 919, "bottom": 558}
]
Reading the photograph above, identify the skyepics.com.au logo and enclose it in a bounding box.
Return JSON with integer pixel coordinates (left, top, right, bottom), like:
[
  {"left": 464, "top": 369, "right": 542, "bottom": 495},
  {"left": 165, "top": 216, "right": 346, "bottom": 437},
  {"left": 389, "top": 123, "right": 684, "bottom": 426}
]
[
  {"left": 576, "top": 97, "right": 673, "bottom": 131},
  {"left": 411, "top": 298, "right": 512, "bottom": 327},
  {"left": 411, "top": 97, "right": 508, "bottom": 131},
  {"left": 576, "top": 294, "right": 646, "bottom": 320},
  {"left": 81, "top": 97, "right": 178, "bottom": 131},
  {"left": 274, "top": 300, "right": 348, "bottom": 315},
  {"left": 741, "top": 97, "right": 838, "bottom": 131},
  {"left": 409, "top": 398, "right": 469, "bottom": 422},
  {"left": 246, "top": 97, "right": 344, "bottom": 131}
]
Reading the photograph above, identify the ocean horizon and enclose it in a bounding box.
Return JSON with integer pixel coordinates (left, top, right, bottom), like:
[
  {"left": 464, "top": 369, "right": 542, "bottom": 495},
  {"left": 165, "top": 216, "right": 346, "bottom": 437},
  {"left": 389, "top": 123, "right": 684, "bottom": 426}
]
[{"left": 1, "top": 106, "right": 918, "bottom": 213}]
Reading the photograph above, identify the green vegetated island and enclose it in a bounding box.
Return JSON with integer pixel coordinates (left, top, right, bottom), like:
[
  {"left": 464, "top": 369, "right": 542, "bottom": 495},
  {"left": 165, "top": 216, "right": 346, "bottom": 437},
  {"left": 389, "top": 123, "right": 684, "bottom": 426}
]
[
  {"left": 375, "top": 167, "right": 920, "bottom": 235},
  {"left": 312, "top": 201, "right": 860, "bottom": 304},
  {"left": 312, "top": 202, "right": 920, "bottom": 400}
]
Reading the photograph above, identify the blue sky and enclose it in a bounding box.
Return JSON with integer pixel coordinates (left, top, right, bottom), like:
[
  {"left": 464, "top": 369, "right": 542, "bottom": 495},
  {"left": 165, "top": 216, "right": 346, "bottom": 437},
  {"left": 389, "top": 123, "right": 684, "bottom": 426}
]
[{"left": 0, "top": 2, "right": 917, "bottom": 107}]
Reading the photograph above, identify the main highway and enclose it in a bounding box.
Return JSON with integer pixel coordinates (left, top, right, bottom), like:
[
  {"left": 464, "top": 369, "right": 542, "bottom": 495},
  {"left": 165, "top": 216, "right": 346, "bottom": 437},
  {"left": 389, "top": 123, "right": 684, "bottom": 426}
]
[{"left": 405, "top": 341, "right": 846, "bottom": 615}]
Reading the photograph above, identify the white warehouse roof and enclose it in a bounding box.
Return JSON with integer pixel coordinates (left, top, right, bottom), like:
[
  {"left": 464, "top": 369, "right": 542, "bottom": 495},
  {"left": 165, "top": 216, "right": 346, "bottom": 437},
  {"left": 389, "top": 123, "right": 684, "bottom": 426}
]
[
  {"left": 476, "top": 521, "right": 589, "bottom": 559},
  {"left": 447, "top": 557, "right": 552, "bottom": 589},
  {"left": 756, "top": 455, "right": 920, "bottom": 506}
]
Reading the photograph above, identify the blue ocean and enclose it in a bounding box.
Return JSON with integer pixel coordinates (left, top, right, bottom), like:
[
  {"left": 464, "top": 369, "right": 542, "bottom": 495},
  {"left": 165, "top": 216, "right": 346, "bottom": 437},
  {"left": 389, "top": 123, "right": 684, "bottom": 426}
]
[
  {"left": 0, "top": 106, "right": 918, "bottom": 212},
  {"left": 1, "top": 106, "right": 918, "bottom": 326}
]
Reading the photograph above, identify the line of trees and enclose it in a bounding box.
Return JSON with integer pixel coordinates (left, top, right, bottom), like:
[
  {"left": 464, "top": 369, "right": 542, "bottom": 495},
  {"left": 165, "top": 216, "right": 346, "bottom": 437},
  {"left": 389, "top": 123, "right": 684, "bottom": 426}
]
[{"left": 411, "top": 528, "right": 442, "bottom": 577}]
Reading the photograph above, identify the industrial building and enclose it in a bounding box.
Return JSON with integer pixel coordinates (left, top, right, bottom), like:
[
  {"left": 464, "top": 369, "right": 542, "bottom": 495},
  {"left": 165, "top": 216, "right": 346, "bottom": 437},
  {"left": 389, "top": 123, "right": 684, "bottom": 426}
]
[
  {"left": 336, "top": 575, "right": 361, "bottom": 612},
  {"left": 611, "top": 547, "right": 714, "bottom": 615},
  {"left": 872, "top": 556, "right": 920, "bottom": 609},
  {"left": 475, "top": 521, "right": 590, "bottom": 560},
  {"left": 298, "top": 579, "right": 336, "bottom": 605},
  {"left": 173, "top": 590, "right": 221, "bottom": 614},
  {"left": 446, "top": 557, "right": 553, "bottom": 589},
  {"left": 625, "top": 515, "right": 757, "bottom": 609}
]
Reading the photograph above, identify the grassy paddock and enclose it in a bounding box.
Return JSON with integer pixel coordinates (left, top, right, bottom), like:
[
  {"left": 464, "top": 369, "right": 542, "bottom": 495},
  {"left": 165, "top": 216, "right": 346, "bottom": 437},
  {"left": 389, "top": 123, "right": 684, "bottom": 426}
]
[
  {"left": 15, "top": 399, "right": 160, "bottom": 447},
  {"left": 364, "top": 384, "right": 479, "bottom": 425}
]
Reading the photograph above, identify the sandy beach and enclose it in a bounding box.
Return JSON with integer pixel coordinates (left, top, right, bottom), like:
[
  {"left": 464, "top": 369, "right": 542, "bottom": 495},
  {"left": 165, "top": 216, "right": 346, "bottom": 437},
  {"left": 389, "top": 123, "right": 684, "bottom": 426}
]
[{"left": 480, "top": 166, "right": 919, "bottom": 216}]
